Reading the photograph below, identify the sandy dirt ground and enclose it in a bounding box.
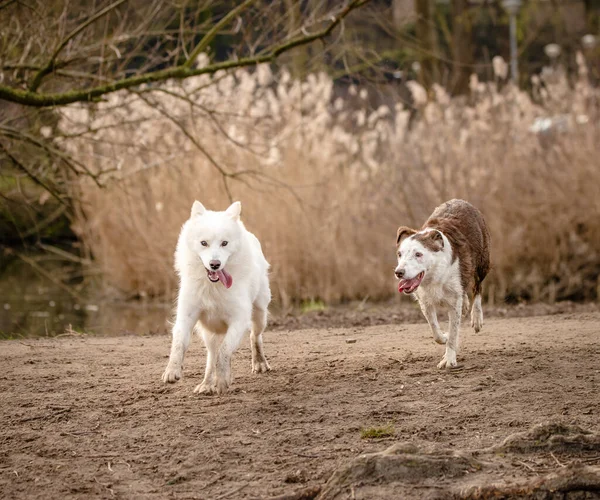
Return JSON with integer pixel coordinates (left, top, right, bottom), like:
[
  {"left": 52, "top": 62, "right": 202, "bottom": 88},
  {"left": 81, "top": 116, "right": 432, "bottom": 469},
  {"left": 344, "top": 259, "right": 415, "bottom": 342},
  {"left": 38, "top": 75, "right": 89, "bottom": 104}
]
[{"left": 1, "top": 309, "right": 599, "bottom": 499}]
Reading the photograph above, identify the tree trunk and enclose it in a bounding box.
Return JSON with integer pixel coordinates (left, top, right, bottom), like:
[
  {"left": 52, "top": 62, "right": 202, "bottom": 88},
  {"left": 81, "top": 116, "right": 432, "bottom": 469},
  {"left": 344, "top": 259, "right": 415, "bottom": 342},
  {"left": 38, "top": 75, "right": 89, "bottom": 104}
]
[
  {"left": 393, "top": 0, "right": 416, "bottom": 28},
  {"left": 284, "top": 0, "right": 308, "bottom": 78},
  {"left": 415, "top": 0, "right": 437, "bottom": 88},
  {"left": 451, "top": 0, "right": 472, "bottom": 95}
]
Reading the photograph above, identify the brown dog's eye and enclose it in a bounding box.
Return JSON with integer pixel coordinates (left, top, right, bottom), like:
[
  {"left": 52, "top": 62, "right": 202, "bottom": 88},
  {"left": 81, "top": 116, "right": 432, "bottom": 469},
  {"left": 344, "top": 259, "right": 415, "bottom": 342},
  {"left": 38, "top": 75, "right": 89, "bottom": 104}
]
[
  {"left": 201, "top": 241, "right": 208, "bottom": 247},
  {"left": 416, "top": 252, "right": 423, "bottom": 258}
]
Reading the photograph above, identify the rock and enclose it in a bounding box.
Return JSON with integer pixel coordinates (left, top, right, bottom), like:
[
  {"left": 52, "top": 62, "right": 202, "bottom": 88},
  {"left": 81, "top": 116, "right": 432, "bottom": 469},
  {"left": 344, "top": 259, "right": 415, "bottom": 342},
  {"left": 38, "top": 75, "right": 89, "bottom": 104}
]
[{"left": 317, "top": 422, "right": 600, "bottom": 499}]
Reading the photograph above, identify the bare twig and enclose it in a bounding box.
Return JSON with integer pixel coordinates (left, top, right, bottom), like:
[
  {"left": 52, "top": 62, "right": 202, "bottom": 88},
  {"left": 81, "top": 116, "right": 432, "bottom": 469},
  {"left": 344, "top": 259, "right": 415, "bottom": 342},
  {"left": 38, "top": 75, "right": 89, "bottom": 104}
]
[
  {"left": 214, "top": 483, "right": 248, "bottom": 500},
  {"left": 18, "top": 341, "right": 39, "bottom": 348},
  {"left": 19, "top": 407, "right": 71, "bottom": 423},
  {"left": 94, "top": 477, "right": 115, "bottom": 497},
  {"left": 266, "top": 485, "right": 321, "bottom": 500},
  {"left": 0, "top": 141, "right": 67, "bottom": 206},
  {"left": 128, "top": 85, "right": 307, "bottom": 206},
  {"left": 550, "top": 451, "right": 566, "bottom": 468},
  {"left": 36, "top": 243, "right": 92, "bottom": 265},
  {"left": 21, "top": 205, "right": 67, "bottom": 238},
  {"left": 1, "top": 125, "right": 105, "bottom": 187},
  {"left": 64, "top": 422, "right": 101, "bottom": 436},
  {"left": 272, "top": 426, "right": 305, "bottom": 434},
  {"left": 14, "top": 252, "right": 82, "bottom": 300},
  {"left": 131, "top": 90, "right": 233, "bottom": 202},
  {"left": 29, "top": 0, "right": 128, "bottom": 91},
  {"left": 184, "top": 0, "right": 257, "bottom": 67},
  {"left": 516, "top": 460, "right": 538, "bottom": 473},
  {"left": 0, "top": 0, "right": 18, "bottom": 11}
]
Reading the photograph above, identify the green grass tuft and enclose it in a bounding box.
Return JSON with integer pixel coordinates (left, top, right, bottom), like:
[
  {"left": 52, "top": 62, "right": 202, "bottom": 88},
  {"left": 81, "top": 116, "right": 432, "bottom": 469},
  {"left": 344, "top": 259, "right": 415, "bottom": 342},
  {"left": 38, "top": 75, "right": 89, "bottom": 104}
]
[
  {"left": 360, "top": 424, "right": 395, "bottom": 439},
  {"left": 300, "top": 298, "right": 326, "bottom": 313}
]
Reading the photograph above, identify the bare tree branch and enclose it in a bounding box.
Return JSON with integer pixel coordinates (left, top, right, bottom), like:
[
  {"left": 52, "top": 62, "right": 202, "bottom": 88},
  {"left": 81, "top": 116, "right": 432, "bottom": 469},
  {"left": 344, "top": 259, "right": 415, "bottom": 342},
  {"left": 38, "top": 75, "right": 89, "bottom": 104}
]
[{"left": 0, "top": 0, "right": 372, "bottom": 108}]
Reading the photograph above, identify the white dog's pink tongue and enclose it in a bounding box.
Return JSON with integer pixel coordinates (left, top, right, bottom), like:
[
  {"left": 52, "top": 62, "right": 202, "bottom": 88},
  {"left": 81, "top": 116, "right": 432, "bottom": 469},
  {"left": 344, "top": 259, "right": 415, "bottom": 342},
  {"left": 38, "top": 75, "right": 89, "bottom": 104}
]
[{"left": 216, "top": 269, "right": 233, "bottom": 289}]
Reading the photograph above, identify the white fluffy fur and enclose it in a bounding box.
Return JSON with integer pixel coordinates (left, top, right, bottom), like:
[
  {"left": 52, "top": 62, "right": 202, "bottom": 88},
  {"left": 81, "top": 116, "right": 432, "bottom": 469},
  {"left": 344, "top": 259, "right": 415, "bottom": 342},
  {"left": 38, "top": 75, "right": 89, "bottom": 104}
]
[
  {"left": 162, "top": 201, "right": 271, "bottom": 394},
  {"left": 395, "top": 229, "right": 477, "bottom": 369}
]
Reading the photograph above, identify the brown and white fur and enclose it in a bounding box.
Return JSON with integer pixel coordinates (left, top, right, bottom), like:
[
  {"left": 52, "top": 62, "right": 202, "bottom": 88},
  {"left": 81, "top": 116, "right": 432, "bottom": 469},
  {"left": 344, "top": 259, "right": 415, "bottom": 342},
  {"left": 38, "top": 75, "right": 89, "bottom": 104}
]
[{"left": 394, "top": 199, "right": 490, "bottom": 369}]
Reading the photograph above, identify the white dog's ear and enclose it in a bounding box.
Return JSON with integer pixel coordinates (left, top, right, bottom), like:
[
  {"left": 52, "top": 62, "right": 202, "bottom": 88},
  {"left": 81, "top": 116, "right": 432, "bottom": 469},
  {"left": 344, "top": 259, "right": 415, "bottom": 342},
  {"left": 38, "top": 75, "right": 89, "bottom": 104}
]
[
  {"left": 225, "top": 201, "right": 241, "bottom": 221},
  {"left": 191, "top": 200, "right": 206, "bottom": 217}
]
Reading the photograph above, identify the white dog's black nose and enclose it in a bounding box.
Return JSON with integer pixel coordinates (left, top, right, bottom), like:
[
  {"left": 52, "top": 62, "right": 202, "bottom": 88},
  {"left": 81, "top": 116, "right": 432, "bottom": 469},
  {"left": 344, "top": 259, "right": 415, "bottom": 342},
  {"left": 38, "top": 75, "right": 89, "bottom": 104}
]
[
  {"left": 395, "top": 269, "right": 405, "bottom": 279},
  {"left": 209, "top": 260, "right": 221, "bottom": 270}
]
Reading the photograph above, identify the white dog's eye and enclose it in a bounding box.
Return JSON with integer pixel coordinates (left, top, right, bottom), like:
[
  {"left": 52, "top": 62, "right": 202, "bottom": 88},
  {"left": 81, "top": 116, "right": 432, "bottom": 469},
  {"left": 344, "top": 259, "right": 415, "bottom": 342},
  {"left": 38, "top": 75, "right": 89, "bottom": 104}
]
[
  {"left": 201, "top": 241, "right": 208, "bottom": 247},
  {"left": 398, "top": 252, "right": 402, "bottom": 258},
  {"left": 221, "top": 241, "right": 228, "bottom": 247},
  {"left": 415, "top": 252, "right": 423, "bottom": 258}
]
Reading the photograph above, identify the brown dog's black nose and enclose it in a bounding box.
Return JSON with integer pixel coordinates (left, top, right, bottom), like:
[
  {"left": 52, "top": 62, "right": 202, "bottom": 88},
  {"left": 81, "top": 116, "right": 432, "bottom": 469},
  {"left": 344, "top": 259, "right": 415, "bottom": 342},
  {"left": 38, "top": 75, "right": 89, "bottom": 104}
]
[
  {"left": 395, "top": 269, "right": 405, "bottom": 279},
  {"left": 209, "top": 260, "right": 221, "bottom": 270}
]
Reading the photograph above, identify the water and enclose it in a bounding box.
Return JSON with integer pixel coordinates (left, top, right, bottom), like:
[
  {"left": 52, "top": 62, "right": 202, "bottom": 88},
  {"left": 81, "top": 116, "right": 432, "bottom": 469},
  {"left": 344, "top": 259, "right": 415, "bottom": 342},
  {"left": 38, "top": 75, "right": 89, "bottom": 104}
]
[{"left": 0, "top": 254, "right": 171, "bottom": 338}]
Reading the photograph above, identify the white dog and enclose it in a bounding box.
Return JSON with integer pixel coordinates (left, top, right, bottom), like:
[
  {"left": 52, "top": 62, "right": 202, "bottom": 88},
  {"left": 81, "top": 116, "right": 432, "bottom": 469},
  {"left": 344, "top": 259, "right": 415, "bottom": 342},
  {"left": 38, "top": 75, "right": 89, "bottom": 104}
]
[
  {"left": 394, "top": 199, "right": 490, "bottom": 369},
  {"left": 162, "top": 201, "right": 271, "bottom": 394}
]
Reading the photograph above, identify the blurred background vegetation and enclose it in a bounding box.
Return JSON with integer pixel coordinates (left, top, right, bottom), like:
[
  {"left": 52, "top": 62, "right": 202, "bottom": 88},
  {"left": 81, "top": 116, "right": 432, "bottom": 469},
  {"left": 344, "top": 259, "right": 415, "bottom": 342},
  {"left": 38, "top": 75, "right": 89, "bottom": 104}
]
[{"left": 1, "top": 0, "right": 599, "bottom": 336}]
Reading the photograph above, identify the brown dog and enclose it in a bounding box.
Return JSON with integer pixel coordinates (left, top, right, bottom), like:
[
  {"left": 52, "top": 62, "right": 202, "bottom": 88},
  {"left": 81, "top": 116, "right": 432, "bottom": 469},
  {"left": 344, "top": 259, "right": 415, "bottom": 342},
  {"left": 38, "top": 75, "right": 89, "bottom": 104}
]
[{"left": 394, "top": 199, "right": 490, "bottom": 368}]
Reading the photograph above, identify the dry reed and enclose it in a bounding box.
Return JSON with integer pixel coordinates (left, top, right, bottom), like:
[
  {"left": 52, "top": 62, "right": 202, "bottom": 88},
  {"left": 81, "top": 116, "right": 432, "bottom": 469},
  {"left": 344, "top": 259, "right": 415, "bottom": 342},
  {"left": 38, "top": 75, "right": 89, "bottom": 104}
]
[{"left": 57, "top": 54, "right": 600, "bottom": 306}]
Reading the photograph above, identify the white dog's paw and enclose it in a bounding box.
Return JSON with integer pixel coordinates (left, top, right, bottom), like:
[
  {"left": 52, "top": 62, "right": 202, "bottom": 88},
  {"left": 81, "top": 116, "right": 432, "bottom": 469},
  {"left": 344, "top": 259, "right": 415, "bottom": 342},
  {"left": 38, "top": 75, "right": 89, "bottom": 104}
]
[
  {"left": 437, "top": 348, "right": 457, "bottom": 369},
  {"left": 433, "top": 332, "right": 448, "bottom": 345},
  {"left": 195, "top": 377, "right": 230, "bottom": 395},
  {"left": 471, "top": 311, "right": 483, "bottom": 333},
  {"left": 252, "top": 359, "right": 271, "bottom": 374},
  {"left": 215, "top": 377, "right": 230, "bottom": 395},
  {"left": 193, "top": 382, "right": 217, "bottom": 395},
  {"left": 162, "top": 364, "right": 182, "bottom": 383}
]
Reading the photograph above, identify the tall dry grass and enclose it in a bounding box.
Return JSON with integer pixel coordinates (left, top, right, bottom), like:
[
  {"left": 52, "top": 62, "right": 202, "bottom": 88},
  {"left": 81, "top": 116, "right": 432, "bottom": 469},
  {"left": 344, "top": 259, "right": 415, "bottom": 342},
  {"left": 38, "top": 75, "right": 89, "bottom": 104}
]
[{"left": 58, "top": 54, "right": 600, "bottom": 306}]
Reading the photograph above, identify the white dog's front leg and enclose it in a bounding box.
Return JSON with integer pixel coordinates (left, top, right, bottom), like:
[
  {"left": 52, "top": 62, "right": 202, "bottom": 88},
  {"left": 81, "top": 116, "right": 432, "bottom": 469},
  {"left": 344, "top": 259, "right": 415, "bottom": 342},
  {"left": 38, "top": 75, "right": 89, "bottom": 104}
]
[
  {"left": 419, "top": 301, "right": 447, "bottom": 345},
  {"left": 438, "top": 295, "right": 462, "bottom": 369},
  {"left": 162, "top": 283, "right": 201, "bottom": 383},
  {"left": 193, "top": 330, "right": 224, "bottom": 395},
  {"left": 215, "top": 322, "right": 248, "bottom": 394}
]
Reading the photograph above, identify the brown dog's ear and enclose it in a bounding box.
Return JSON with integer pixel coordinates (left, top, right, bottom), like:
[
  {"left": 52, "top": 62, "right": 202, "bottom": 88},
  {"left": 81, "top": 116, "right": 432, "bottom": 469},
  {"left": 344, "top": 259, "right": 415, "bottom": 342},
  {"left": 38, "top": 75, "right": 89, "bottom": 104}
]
[
  {"left": 430, "top": 230, "right": 444, "bottom": 250},
  {"left": 417, "top": 230, "right": 444, "bottom": 251},
  {"left": 396, "top": 226, "right": 417, "bottom": 246}
]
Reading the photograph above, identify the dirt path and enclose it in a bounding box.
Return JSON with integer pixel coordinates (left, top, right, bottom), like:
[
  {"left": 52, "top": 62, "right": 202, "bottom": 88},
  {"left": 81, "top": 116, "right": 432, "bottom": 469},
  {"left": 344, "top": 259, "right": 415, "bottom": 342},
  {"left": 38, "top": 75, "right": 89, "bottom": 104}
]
[{"left": 1, "top": 312, "right": 599, "bottom": 499}]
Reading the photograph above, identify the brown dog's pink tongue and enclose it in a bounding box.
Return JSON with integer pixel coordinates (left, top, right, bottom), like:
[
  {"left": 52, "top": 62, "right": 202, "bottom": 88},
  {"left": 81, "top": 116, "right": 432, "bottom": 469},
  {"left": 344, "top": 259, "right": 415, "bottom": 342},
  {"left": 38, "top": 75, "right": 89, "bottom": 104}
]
[{"left": 216, "top": 269, "right": 233, "bottom": 289}]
